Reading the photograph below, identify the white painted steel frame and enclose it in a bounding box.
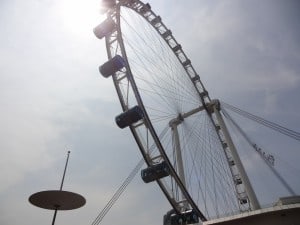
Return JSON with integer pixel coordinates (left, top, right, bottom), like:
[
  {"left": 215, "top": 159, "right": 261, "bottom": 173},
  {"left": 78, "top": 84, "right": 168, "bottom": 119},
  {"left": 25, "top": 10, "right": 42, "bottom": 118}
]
[{"left": 102, "top": 0, "right": 259, "bottom": 220}]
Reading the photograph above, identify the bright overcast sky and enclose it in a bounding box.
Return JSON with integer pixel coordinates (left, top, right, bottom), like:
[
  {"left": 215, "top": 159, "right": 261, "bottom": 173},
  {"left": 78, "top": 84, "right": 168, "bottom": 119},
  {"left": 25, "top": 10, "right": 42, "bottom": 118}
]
[{"left": 0, "top": 0, "right": 299, "bottom": 225}]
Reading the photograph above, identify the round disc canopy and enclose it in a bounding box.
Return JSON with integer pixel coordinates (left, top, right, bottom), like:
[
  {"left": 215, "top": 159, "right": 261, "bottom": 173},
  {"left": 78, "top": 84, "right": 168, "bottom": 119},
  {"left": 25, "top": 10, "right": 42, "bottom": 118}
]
[{"left": 29, "top": 190, "right": 86, "bottom": 210}]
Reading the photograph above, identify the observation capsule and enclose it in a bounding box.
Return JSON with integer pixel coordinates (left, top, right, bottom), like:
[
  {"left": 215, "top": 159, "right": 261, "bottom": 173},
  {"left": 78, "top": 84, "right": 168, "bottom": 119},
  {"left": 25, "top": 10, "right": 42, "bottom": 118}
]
[
  {"left": 168, "top": 210, "right": 199, "bottom": 225},
  {"left": 99, "top": 55, "right": 126, "bottom": 78},
  {"left": 93, "top": 18, "right": 116, "bottom": 39},
  {"left": 115, "top": 105, "right": 144, "bottom": 129},
  {"left": 101, "top": 0, "right": 116, "bottom": 9},
  {"left": 141, "top": 161, "right": 170, "bottom": 183}
]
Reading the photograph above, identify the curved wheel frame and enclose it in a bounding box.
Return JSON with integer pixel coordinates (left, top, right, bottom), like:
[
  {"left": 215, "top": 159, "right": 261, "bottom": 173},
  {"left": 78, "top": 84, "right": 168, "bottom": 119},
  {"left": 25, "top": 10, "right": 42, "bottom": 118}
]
[
  {"left": 101, "top": 0, "right": 245, "bottom": 221},
  {"left": 104, "top": 0, "right": 209, "bottom": 220}
]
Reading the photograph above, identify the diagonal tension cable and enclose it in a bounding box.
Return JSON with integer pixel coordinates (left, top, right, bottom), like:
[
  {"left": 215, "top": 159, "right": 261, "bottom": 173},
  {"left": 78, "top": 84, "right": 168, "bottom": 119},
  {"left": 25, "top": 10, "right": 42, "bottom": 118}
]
[
  {"left": 91, "top": 125, "right": 170, "bottom": 225},
  {"left": 221, "top": 107, "right": 296, "bottom": 195},
  {"left": 221, "top": 102, "right": 300, "bottom": 141},
  {"left": 91, "top": 158, "right": 145, "bottom": 225}
]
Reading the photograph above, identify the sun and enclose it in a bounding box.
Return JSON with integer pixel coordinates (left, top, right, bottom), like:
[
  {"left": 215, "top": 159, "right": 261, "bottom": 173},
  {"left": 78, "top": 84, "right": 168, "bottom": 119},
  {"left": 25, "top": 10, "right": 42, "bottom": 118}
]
[{"left": 57, "top": 0, "right": 105, "bottom": 36}]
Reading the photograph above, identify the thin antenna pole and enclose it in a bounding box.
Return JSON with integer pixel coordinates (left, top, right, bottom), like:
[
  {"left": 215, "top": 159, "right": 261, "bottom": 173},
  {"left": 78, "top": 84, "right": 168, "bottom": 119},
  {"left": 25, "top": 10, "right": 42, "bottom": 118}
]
[
  {"left": 52, "top": 151, "right": 71, "bottom": 225},
  {"left": 60, "top": 151, "right": 71, "bottom": 190}
]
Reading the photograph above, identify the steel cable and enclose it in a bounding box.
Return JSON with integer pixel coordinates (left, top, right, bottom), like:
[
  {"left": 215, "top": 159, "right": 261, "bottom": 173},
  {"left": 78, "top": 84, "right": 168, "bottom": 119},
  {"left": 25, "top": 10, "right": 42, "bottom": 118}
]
[
  {"left": 91, "top": 126, "right": 169, "bottom": 225},
  {"left": 221, "top": 107, "right": 296, "bottom": 195},
  {"left": 221, "top": 102, "right": 300, "bottom": 141}
]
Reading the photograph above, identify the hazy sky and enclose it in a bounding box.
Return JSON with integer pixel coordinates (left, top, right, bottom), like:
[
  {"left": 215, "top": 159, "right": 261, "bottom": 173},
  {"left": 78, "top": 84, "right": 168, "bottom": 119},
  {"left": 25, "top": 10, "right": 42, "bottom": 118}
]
[{"left": 0, "top": 0, "right": 299, "bottom": 225}]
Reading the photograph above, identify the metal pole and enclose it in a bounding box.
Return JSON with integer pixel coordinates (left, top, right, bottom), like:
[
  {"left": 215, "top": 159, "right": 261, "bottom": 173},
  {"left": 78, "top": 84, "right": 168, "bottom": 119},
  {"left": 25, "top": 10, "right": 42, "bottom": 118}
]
[
  {"left": 60, "top": 151, "right": 71, "bottom": 190},
  {"left": 213, "top": 104, "right": 260, "bottom": 210},
  {"left": 51, "top": 209, "right": 58, "bottom": 225},
  {"left": 52, "top": 151, "right": 71, "bottom": 225}
]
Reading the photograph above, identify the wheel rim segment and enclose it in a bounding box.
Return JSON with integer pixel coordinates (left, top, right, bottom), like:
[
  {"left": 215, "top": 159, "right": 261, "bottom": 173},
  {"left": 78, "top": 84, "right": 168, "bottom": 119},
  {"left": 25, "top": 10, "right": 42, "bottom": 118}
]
[{"left": 104, "top": 1, "right": 240, "bottom": 220}]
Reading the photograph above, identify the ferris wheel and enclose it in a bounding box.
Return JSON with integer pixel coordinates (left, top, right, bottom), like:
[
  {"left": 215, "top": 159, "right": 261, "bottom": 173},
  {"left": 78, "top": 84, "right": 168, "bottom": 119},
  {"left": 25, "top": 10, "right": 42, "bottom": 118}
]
[{"left": 94, "top": 0, "right": 260, "bottom": 223}]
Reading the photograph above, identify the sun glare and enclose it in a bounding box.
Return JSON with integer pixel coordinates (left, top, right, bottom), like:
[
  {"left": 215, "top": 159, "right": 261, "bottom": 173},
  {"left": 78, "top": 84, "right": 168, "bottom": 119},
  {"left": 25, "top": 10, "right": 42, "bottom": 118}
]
[{"left": 57, "top": 0, "right": 105, "bottom": 36}]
